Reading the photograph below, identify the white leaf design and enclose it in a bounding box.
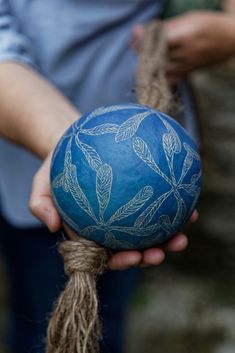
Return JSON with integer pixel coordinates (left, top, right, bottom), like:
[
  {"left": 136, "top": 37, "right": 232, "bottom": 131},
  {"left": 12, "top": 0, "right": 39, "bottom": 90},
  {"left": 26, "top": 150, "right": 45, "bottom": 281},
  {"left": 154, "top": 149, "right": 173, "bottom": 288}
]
[
  {"left": 177, "top": 144, "right": 200, "bottom": 185},
  {"left": 178, "top": 152, "right": 194, "bottom": 185},
  {"left": 145, "top": 221, "right": 162, "bottom": 234},
  {"left": 115, "top": 111, "right": 150, "bottom": 142},
  {"left": 110, "top": 226, "right": 151, "bottom": 237},
  {"left": 163, "top": 133, "right": 178, "bottom": 160},
  {"left": 179, "top": 183, "right": 199, "bottom": 197},
  {"left": 80, "top": 226, "right": 100, "bottom": 238},
  {"left": 172, "top": 190, "right": 187, "bottom": 228},
  {"left": 134, "top": 190, "right": 172, "bottom": 228},
  {"left": 133, "top": 137, "right": 172, "bottom": 185},
  {"left": 160, "top": 117, "right": 181, "bottom": 153},
  {"left": 66, "top": 157, "right": 98, "bottom": 222},
  {"left": 81, "top": 123, "right": 119, "bottom": 135},
  {"left": 104, "top": 231, "right": 134, "bottom": 249},
  {"left": 162, "top": 133, "right": 177, "bottom": 184},
  {"left": 183, "top": 142, "right": 200, "bottom": 160},
  {"left": 158, "top": 215, "right": 172, "bottom": 233},
  {"left": 53, "top": 138, "right": 74, "bottom": 194},
  {"left": 96, "top": 164, "right": 113, "bottom": 222},
  {"left": 61, "top": 138, "right": 73, "bottom": 192},
  {"left": 191, "top": 172, "right": 201, "bottom": 185},
  {"left": 52, "top": 173, "right": 63, "bottom": 189},
  {"left": 111, "top": 223, "right": 161, "bottom": 237},
  {"left": 160, "top": 118, "right": 181, "bottom": 185},
  {"left": 107, "top": 186, "right": 154, "bottom": 225},
  {"left": 80, "top": 104, "right": 145, "bottom": 129},
  {"left": 187, "top": 192, "right": 200, "bottom": 219},
  {"left": 75, "top": 134, "right": 102, "bottom": 172},
  {"left": 51, "top": 129, "right": 75, "bottom": 165}
]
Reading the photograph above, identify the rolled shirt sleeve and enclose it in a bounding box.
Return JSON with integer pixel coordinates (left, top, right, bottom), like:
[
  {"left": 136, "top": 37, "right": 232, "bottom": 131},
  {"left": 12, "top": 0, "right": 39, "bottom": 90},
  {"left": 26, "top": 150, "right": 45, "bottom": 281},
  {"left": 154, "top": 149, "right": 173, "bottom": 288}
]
[{"left": 0, "top": 0, "right": 36, "bottom": 67}]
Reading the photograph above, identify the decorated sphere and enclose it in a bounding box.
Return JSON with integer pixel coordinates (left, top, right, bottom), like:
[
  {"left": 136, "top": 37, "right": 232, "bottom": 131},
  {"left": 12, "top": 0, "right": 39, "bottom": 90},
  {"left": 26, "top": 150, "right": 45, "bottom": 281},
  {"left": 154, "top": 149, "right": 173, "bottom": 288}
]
[{"left": 50, "top": 103, "right": 201, "bottom": 250}]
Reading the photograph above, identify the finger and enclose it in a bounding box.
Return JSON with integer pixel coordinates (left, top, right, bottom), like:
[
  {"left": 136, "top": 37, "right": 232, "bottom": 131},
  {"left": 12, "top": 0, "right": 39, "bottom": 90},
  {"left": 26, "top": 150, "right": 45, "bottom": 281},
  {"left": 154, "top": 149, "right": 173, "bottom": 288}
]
[
  {"left": 190, "top": 210, "right": 199, "bottom": 223},
  {"left": 107, "top": 251, "right": 142, "bottom": 270},
  {"left": 161, "top": 233, "right": 188, "bottom": 252},
  {"left": 166, "top": 73, "right": 183, "bottom": 87},
  {"left": 164, "top": 19, "right": 187, "bottom": 49},
  {"left": 167, "top": 47, "right": 186, "bottom": 61},
  {"left": 142, "top": 248, "right": 165, "bottom": 266},
  {"left": 29, "top": 170, "right": 62, "bottom": 233},
  {"left": 130, "top": 25, "right": 145, "bottom": 52},
  {"left": 166, "top": 61, "right": 188, "bottom": 77},
  {"left": 29, "top": 192, "right": 62, "bottom": 232},
  {"left": 132, "top": 25, "right": 145, "bottom": 41}
]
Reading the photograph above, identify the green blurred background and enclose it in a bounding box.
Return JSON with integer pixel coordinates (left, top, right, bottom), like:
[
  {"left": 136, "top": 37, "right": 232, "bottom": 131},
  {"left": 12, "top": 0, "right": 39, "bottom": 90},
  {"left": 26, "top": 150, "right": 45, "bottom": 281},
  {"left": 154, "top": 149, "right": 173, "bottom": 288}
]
[{"left": 125, "top": 56, "right": 235, "bottom": 353}]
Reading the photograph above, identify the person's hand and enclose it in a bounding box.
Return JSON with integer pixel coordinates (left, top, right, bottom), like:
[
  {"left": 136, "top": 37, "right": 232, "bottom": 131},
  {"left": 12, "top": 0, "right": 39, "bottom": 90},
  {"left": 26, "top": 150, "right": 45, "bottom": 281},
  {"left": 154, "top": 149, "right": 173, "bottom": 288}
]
[
  {"left": 29, "top": 153, "right": 198, "bottom": 270},
  {"left": 29, "top": 153, "right": 63, "bottom": 232},
  {"left": 132, "top": 11, "right": 235, "bottom": 85},
  {"left": 164, "top": 11, "right": 235, "bottom": 84}
]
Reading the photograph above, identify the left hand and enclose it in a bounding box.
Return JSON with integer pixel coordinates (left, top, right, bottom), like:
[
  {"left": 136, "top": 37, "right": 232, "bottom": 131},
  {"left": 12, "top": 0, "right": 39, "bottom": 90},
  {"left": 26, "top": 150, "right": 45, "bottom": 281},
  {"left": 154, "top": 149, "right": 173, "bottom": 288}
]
[
  {"left": 132, "top": 11, "right": 235, "bottom": 85},
  {"left": 164, "top": 11, "right": 235, "bottom": 83},
  {"left": 29, "top": 154, "right": 198, "bottom": 270}
]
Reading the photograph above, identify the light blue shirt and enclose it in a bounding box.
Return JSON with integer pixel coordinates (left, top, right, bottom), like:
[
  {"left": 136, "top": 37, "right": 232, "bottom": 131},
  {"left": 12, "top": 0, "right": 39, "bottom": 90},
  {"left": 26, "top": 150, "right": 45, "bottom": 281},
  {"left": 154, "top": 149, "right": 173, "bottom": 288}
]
[{"left": 0, "top": 0, "right": 167, "bottom": 227}]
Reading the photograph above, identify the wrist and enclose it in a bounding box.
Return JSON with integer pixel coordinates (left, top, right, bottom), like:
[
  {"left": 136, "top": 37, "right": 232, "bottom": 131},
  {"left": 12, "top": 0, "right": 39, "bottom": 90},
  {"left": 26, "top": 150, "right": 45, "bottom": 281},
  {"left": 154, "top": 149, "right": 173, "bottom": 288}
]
[{"left": 42, "top": 113, "right": 80, "bottom": 159}]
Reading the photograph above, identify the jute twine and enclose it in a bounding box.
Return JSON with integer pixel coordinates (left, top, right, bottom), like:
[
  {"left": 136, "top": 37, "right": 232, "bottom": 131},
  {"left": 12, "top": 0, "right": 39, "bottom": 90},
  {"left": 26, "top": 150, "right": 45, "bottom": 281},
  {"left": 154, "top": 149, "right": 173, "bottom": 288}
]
[
  {"left": 136, "top": 21, "right": 173, "bottom": 114},
  {"left": 46, "top": 20, "right": 172, "bottom": 353},
  {"left": 46, "top": 239, "right": 109, "bottom": 353}
]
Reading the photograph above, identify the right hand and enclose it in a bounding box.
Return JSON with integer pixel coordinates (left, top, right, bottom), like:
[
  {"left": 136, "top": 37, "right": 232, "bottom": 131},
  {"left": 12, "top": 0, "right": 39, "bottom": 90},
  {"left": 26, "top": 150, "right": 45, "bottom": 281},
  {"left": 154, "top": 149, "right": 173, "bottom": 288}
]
[{"left": 29, "top": 154, "right": 199, "bottom": 270}]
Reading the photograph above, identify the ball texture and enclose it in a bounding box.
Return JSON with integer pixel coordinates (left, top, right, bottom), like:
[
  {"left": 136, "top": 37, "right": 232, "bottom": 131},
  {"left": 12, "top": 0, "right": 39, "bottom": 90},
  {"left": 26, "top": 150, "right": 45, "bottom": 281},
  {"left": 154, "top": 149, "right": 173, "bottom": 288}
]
[{"left": 50, "top": 104, "right": 201, "bottom": 250}]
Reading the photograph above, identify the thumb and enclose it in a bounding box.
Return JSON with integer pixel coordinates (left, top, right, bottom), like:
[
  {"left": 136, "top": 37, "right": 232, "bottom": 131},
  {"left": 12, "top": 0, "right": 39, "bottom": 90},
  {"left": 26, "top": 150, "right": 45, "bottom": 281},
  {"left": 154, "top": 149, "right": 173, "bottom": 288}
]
[{"left": 29, "top": 156, "right": 62, "bottom": 232}]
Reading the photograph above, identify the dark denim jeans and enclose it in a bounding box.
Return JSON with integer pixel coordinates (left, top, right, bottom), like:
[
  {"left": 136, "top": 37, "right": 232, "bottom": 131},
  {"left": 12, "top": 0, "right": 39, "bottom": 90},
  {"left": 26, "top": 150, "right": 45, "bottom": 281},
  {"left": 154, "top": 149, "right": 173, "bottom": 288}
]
[{"left": 0, "top": 215, "right": 139, "bottom": 353}]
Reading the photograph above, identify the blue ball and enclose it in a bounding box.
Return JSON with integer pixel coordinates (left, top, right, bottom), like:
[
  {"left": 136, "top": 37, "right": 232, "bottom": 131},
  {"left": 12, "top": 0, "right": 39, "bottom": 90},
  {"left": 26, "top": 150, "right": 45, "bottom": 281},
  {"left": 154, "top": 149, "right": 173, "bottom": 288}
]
[{"left": 50, "top": 103, "right": 201, "bottom": 250}]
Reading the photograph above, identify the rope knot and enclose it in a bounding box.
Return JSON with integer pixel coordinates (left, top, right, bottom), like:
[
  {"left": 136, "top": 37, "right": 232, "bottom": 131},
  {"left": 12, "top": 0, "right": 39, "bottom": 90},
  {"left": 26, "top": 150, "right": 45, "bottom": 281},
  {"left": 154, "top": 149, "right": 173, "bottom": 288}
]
[{"left": 59, "top": 238, "right": 109, "bottom": 276}]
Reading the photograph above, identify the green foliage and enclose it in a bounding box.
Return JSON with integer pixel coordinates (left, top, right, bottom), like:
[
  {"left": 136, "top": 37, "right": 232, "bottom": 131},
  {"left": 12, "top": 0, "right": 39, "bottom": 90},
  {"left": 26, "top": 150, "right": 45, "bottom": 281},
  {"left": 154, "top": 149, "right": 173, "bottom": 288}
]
[{"left": 163, "top": 0, "right": 221, "bottom": 18}]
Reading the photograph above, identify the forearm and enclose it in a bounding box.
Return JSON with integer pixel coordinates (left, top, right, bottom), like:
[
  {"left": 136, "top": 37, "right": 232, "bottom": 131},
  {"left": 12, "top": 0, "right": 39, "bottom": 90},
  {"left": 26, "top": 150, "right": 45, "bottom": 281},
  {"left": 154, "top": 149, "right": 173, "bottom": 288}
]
[{"left": 0, "top": 62, "right": 80, "bottom": 159}]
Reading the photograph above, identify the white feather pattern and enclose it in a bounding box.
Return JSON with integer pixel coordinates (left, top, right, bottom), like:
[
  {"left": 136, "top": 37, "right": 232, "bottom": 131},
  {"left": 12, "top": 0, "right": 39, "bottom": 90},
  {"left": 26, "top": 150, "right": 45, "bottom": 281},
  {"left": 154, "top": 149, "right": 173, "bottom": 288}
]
[
  {"left": 80, "top": 104, "right": 145, "bottom": 129},
  {"left": 172, "top": 190, "right": 187, "bottom": 228},
  {"left": 75, "top": 135, "right": 103, "bottom": 172},
  {"left": 178, "top": 152, "right": 194, "bottom": 185},
  {"left": 162, "top": 133, "right": 177, "bottom": 185},
  {"left": 80, "top": 226, "right": 100, "bottom": 238},
  {"left": 96, "top": 164, "right": 113, "bottom": 221},
  {"left": 133, "top": 137, "right": 172, "bottom": 185},
  {"left": 52, "top": 173, "right": 63, "bottom": 189},
  {"left": 66, "top": 157, "right": 98, "bottom": 222},
  {"left": 158, "top": 215, "right": 172, "bottom": 232},
  {"left": 104, "top": 231, "right": 134, "bottom": 249},
  {"left": 107, "top": 186, "right": 154, "bottom": 225},
  {"left": 163, "top": 133, "right": 179, "bottom": 158},
  {"left": 111, "top": 225, "right": 157, "bottom": 237},
  {"left": 134, "top": 190, "right": 173, "bottom": 228},
  {"left": 160, "top": 117, "right": 181, "bottom": 153},
  {"left": 179, "top": 184, "right": 199, "bottom": 197},
  {"left": 115, "top": 111, "right": 150, "bottom": 142},
  {"left": 81, "top": 123, "right": 119, "bottom": 136},
  {"left": 183, "top": 142, "right": 200, "bottom": 160},
  {"left": 191, "top": 172, "right": 201, "bottom": 184}
]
